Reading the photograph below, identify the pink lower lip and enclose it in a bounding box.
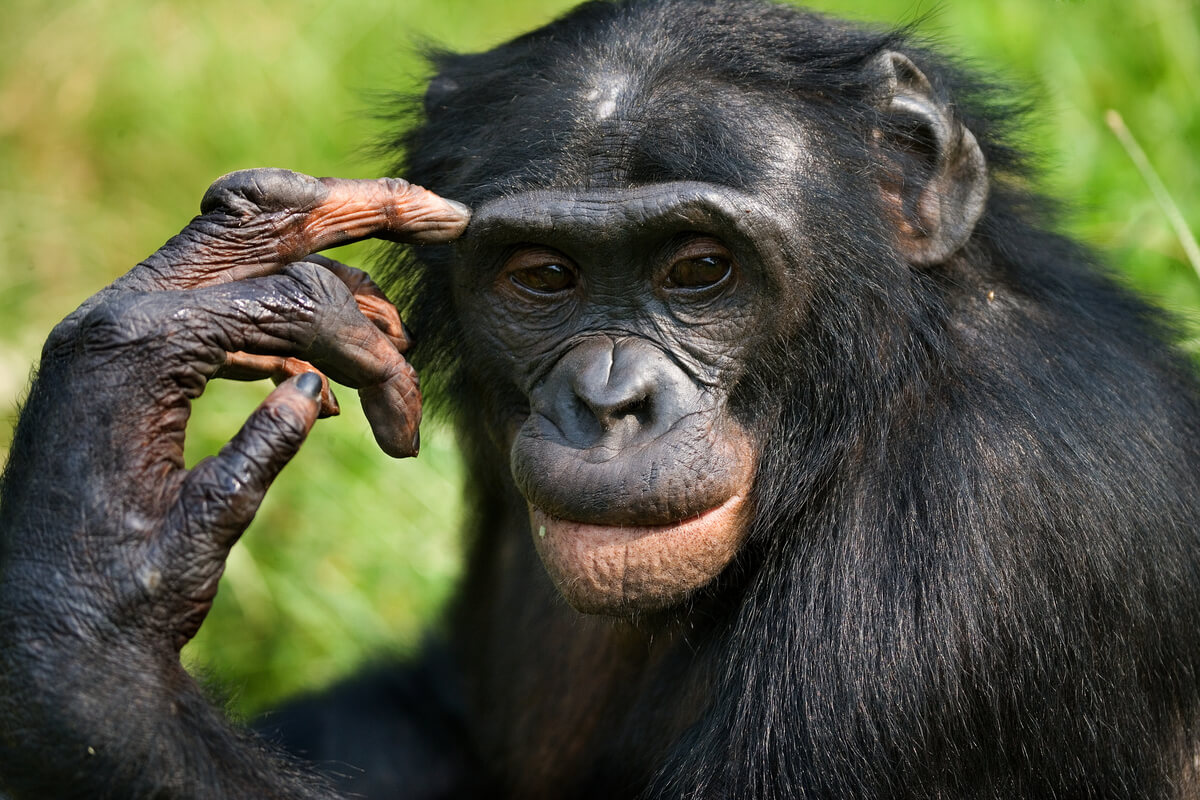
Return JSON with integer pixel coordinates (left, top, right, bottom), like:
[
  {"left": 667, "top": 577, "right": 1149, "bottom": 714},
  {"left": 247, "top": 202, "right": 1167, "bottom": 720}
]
[{"left": 530, "top": 493, "right": 744, "bottom": 541}]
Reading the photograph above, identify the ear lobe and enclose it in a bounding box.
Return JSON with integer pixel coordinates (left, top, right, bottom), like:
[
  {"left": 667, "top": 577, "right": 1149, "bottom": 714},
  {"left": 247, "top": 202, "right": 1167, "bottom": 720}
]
[{"left": 872, "top": 51, "right": 988, "bottom": 265}]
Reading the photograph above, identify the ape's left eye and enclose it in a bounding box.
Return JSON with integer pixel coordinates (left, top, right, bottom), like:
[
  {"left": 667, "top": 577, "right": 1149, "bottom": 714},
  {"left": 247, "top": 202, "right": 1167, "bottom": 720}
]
[
  {"left": 667, "top": 256, "right": 731, "bottom": 289},
  {"left": 665, "top": 238, "right": 735, "bottom": 290},
  {"left": 511, "top": 263, "right": 575, "bottom": 294}
]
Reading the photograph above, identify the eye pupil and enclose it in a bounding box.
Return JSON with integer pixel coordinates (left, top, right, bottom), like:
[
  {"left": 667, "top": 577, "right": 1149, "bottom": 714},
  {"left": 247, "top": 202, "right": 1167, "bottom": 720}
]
[
  {"left": 669, "top": 256, "right": 730, "bottom": 289},
  {"left": 512, "top": 264, "right": 574, "bottom": 293}
]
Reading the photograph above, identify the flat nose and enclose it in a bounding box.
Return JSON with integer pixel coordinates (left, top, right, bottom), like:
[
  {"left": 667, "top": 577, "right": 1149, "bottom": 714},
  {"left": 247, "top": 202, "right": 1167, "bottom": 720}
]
[
  {"left": 571, "top": 344, "right": 654, "bottom": 431},
  {"left": 533, "top": 337, "right": 695, "bottom": 449}
]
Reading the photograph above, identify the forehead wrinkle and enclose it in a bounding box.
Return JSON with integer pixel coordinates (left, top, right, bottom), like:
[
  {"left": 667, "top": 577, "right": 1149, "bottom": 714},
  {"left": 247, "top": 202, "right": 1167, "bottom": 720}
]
[
  {"left": 580, "top": 120, "right": 636, "bottom": 189},
  {"left": 572, "top": 72, "right": 645, "bottom": 188}
]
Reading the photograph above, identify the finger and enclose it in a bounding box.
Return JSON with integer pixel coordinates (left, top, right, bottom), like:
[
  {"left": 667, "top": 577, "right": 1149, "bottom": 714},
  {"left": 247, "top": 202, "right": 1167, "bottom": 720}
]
[
  {"left": 186, "top": 261, "right": 420, "bottom": 456},
  {"left": 86, "top": 261, "right": 421, "bottom": 458},
  {"left": 300, "top": 254, "right": 411, "bottom": 352},
  {"left": 171, "top": 372, "right": 323, "bottom": 551},
  {"left": 213, "top": 254, "right": 404, "bottom": 418},
  {"left": 284, "top": 174, "right": 473, "bottom": 250},
  {"left": 123, "top": 168, "right": 471, "bottom": 292},
  {"left": 219, "top": 341, "right": 420, "bottom": 458},
  {"left": 183, "top": 262, "right": 406, "bottom": 390},
  {"left": 217, "top": 353, "right": 341, "bottom": 417},
  {"left": 359, "top": 357, "right": 422, "bottom": 458},
  {"left": 219, "top": 347, "right": 420, "bottom": 458},
  {"left": 158, "top": 372, "right": 321, "bottom": 650}
]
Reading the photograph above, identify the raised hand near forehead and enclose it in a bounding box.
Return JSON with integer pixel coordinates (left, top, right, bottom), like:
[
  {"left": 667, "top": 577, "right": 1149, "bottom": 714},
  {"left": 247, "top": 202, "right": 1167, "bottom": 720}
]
[
  {"left": 48, "top": 168, "right": 469, "bottom": 454},
  {"left": 7, "top": 168, "right": 468, "bottom": 657}
]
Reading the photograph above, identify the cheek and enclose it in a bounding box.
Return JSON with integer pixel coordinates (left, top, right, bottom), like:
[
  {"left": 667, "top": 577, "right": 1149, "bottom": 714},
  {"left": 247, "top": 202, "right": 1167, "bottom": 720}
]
[{"left": 457, "top": 292, "right": 576, "bottom": 389}]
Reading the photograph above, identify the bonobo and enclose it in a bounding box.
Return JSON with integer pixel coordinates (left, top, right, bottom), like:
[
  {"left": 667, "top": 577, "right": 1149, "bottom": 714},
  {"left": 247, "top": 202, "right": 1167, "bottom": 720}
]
[{"left": 2, "top": 0, "right": 1200, "bottom": 798}]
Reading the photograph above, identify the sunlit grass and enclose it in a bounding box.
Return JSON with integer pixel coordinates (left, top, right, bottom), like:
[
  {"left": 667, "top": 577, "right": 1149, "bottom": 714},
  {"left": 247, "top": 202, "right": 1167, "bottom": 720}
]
[{"left": 1, "top": 0, "right": 1196, "bottom": 713}]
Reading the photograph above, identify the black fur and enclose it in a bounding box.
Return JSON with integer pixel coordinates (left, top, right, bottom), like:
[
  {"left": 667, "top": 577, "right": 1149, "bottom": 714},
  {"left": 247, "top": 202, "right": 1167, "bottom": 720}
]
[
  {"left": 365, "top": 0, "right": 1200, "bottom": 797},
  {"left": 2, "top": 1, "right": 1197, "bottom": 798}
]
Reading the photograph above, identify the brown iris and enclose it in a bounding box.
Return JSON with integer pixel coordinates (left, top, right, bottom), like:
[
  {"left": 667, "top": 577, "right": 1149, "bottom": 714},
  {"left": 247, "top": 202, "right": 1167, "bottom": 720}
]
[
  {"left": 511, "top": 263, "right": 574, "bottom": 293},
  {"left": 505, "top": 247, "right": 577, "bottom": 295},
  {"left": 665, "top": 237, "right": 734, "bottom": 290}
]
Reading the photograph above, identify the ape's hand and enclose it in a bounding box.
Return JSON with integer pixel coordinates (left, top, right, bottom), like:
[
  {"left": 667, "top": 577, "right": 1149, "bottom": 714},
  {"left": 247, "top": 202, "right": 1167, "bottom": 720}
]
[{"left": 0, "top": 170, "right": 467, "bottom": 798}]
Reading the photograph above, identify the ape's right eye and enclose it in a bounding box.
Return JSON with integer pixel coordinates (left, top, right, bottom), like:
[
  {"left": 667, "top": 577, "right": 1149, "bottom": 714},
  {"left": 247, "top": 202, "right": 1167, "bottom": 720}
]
[{"left": 503, "top": 248, "right": 577, "bottom": 295}]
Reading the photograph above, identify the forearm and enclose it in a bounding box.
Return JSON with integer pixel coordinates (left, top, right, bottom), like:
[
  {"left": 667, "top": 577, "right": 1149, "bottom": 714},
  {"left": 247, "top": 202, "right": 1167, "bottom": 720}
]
[
  {"left": 0, "top": 621, "right": 341, "bottom": 800},
  {"left": 0, "top": 372, "right": 335, "bottom": 799}
]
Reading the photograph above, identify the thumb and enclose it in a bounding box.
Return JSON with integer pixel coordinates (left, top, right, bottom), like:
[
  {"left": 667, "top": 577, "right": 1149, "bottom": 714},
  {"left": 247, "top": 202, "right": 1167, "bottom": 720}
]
[{"left": 171, "top": 372, "right": 323, "bottom": 551}]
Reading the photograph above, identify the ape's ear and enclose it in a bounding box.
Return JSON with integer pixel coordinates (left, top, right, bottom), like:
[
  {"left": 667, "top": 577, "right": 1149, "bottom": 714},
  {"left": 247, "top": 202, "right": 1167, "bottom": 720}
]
[{"left": 871, "top": 51, "right": 987, "bottom": 265}]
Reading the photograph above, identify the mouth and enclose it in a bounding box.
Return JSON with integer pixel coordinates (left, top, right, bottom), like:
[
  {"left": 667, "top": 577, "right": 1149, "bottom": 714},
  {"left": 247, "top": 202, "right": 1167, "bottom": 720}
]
[
  {"left": 527, "top": 492, "right": 751, "bottom": 615},
  {"left": 529, "top": 492, "right": 747, "bottom": 544}
]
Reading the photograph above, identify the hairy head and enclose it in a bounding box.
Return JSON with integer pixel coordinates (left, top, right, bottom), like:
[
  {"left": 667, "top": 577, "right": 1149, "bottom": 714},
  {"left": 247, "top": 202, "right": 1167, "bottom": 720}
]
[{"left": 377, "top": 0, "right": 1008, "bottom": 615}]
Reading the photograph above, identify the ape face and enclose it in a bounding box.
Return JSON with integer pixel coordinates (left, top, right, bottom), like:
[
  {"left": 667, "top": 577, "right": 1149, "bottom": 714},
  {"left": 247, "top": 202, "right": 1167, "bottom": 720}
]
[
  {"left": 404, "top": 22, "right": 987, "bottom": 617},
  {"left": 413, "top": 68, "right": 818, "bottom": 616},
  {"left": 453, "top": 183, "right": 795, "bottom": 614}
]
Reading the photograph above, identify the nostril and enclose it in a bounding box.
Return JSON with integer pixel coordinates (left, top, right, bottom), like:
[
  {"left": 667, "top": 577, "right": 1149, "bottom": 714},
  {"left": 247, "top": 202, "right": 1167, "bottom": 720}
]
[
  {"left": 578, "top": 391, "right": 653, "bottom": 431},
  {"left": 619, "top": 395, "right": 653, "bottom": 428},
  {"left": 568, "top": 394, "right": 600, "bottom": 435},
  {"left": 539, "top": 337, "right": 690, "bottom": 447}
]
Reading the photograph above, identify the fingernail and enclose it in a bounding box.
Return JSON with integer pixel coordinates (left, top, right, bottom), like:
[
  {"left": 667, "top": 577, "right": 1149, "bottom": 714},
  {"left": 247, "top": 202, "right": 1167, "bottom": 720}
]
[
  {"left": 444, "top": 199, "right": 472, "bottom": 219},
  {"left": 296, "top": 372, "right": 323, "bottom": 399}
]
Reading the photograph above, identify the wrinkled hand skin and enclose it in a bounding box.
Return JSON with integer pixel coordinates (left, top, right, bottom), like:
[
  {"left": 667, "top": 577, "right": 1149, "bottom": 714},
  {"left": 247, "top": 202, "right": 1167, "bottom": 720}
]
[{"left": 0, "top": 169, "right": 469, "bottom": 799}]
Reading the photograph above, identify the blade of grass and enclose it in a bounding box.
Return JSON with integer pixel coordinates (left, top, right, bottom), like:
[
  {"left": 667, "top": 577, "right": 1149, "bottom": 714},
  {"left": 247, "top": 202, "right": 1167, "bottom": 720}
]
[{"left": 1105, "top": 109, "right": 1200, "bottom": 280}]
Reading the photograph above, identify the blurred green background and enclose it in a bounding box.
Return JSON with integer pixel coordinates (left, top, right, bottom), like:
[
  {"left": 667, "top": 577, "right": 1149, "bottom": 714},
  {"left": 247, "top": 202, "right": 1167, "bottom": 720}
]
[{"left": 1, "top": 0, "right": 1197, "bottom": 715}]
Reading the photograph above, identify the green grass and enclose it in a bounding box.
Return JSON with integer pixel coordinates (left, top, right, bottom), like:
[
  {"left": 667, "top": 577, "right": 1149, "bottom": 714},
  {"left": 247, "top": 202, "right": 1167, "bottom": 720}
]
[{"left": 1, "top": 0, "right": 1197, "bottom": 714}]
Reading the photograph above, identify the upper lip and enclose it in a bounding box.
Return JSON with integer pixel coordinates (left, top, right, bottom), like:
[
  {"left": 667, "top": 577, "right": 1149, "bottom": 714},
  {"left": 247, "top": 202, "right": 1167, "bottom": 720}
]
[{"left": 512, "top": 417, "right": 747, "bottom": 526}]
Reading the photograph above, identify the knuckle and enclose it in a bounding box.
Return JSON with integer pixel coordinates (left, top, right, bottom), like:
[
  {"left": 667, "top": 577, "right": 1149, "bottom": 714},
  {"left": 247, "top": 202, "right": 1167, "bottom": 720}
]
[
  {"left": 220, "top": 404, "right": 311, "bottom": 479},
  {"left": 43, "top": 316, "right": 83, "bottom": 356},
  {"left": 181, "top": 456, "right": 258, "bottom": 528},
  {"left": 200, "top": 168, "right": 319, "bottom": 217},
  {"left": 77, "top": 294, "right": 160, "bottom": 350},
  {"left": 196, "top": 454, "right": 248, "bottom": 501},
  {"left": 282, "top": 260, "right": 355, "bottom": 306},
  {"left": 341, "top": 264, "right": 371, "bottom": 284},
  {"left": 75, "top": 294, "right": 223, "bottom": 368},
  {"left": 379, "top": 176, "right": 413, "bottom": 195},
  {"left": 238, "top": 396, "right": 312, "bottom": 452},
  {"left": 262, "top": 402, "right": 311, "bottom": 444}
]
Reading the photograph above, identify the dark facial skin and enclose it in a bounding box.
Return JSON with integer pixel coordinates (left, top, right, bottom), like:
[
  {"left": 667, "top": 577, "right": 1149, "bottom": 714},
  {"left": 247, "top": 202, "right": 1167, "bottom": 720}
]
[{"left": 452, "top": 182, "right": 791, "bottom": 613}]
